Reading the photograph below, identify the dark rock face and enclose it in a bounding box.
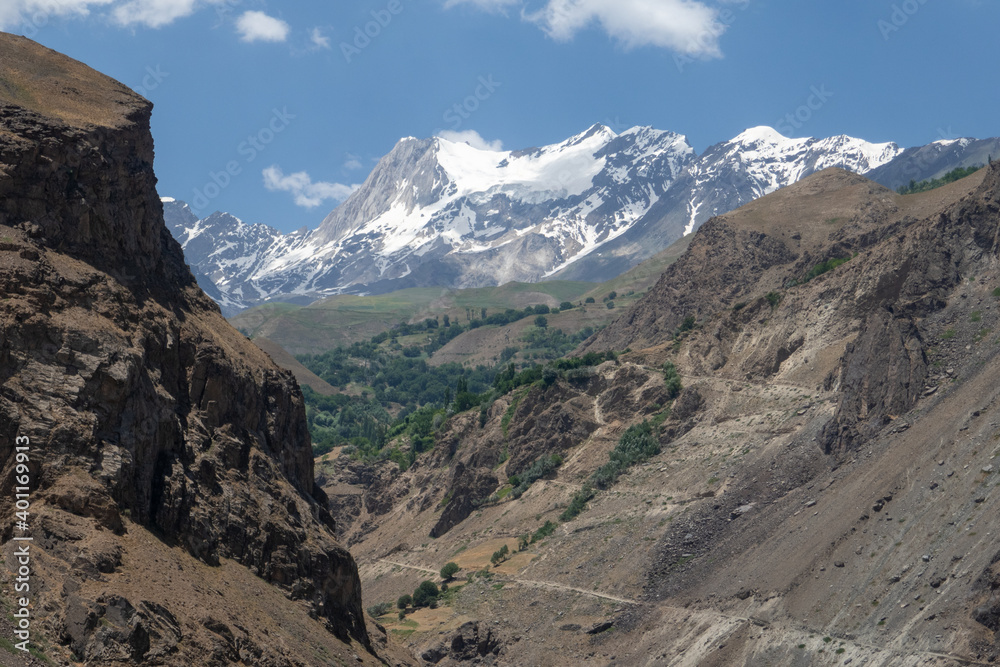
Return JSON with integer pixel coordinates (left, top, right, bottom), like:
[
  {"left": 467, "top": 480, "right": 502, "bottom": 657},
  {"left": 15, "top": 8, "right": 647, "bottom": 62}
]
[
  {"left": 0, "top": 34, "right": 370, "bottom": 664},
  {"left": 420, "top": 621, "right": 503, "bottom": 664},
  {"left": 430, "top": 462, "right": 498, "bottom": 538},
  {"left": 821, "top": 308, "right": 927, "bottom": 456}
]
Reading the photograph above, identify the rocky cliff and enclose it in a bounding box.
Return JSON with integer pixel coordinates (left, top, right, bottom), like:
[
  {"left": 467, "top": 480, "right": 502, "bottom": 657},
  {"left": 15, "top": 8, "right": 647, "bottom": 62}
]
[{"left": 0, "top": 34, "right": 394, "bottom": 666}]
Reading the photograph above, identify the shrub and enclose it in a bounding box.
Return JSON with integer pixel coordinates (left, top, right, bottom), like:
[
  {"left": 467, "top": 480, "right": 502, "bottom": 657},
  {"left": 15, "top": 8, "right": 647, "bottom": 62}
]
[
  {"left": 397, "top": 594, "right": 412, "bottom": 609},
  {"left": 534, "top": 315, "right": 548, "bottom": 329},
  {"left": 765, "top": 291, "right": 782, "bottom": 307},
  {"left": 560, "top": 485, "right": 595, "bottom": 521},
  {"left": 518, "top": 534, "right": 530, "bottom": 551},
  {"left": 367, "top": 602, "right": 393, "bottom": 618},
  {"left": 993, "top": 287, "right": 1000, "bottom": 298},
  {"left": 585, "top": 297, "right": 596, "bottom": 304},
  {"left": 606, "top": 301, "right": 615, "bottom": 309},
  {"left": 591, "top": 422, "right": 660, "bottom": 490},
  {"left": 530, "top": 521, "right": 557, "bottom": 543},
  {"left": 511, "top": 453, "right": 563, "bottom": 498},
  {"left": 559, "top": 301, "right": 574, "bottom": 310},
  {"left": 804, "top": 256, "right": 851, "bottom": 282},
  {"left": 662, "top": 362, "right": 682, "bottom": 400},
  {"left": 440, "top": 562, "right": 460, "bottom": 580}
]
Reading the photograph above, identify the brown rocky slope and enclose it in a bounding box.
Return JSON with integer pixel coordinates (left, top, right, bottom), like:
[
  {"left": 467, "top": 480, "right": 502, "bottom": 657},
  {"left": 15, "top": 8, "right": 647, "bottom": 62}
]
[
  {"left": 0, "top": 34, "right": 408, "bottom": 666},
  {"left": 319, "top": 163, "right": 1000, "bottom": 665}
]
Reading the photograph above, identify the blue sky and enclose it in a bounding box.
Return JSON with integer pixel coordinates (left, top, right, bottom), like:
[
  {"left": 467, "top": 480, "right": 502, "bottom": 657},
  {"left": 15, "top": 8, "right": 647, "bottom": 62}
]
[{"left": 3, "top": 0, "right": 998, "bottom": 233}]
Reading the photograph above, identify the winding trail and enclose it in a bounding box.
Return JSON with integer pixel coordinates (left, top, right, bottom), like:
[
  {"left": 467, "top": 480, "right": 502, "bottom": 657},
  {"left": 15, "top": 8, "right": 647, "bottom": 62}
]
[
  {"left": 375, "top": 558, "right": 983, "bottom": 664},
  {"left": 376, "top": 559, "right": 635, "bottom": 604}
]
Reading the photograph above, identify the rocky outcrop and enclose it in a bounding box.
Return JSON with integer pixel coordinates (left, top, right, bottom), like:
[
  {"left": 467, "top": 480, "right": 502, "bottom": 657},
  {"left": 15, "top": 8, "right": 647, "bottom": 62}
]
[
  {"left": 420, "top": 621, "right": 504, "bottom": 664},
  {"left": 820, "top": 307, "right": 927, "bottom": 456},
  {"left": 0, "top": 34, "right": 375, "bottom": 665}
]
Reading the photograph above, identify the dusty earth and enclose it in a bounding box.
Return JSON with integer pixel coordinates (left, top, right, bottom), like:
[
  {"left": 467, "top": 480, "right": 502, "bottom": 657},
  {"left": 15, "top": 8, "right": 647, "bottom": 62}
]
[{"left": 316, "top": 165, "right": 1000, "bottom": 666}]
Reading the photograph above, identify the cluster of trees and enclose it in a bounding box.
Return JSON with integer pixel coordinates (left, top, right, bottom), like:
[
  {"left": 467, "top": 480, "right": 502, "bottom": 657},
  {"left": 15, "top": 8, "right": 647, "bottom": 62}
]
[
  {"left": 562, "top": 420, "right": 666, "bottom": 521},
  {"left": 897, "top": 165, "right": 982, "bottom": 195},
  {"left": 394, "top": 562, "right": 462, "bottom": 617},
  {"left": 300, "top": 298, "right": 619, "bottom": 464},
  {"left": 490, "top": 544, "right": 510, "bottom": 566}
]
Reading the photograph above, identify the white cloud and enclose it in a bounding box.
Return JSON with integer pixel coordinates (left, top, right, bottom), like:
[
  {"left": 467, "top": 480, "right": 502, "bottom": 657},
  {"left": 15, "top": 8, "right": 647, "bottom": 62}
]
[
  {"left": 0, "top": 0, "right": 239, "bottom": 31},
  {"left": 0, "top": 0, "right": 115, "bottom": 30},
  {"left": 443, "top": 0, "right": 519, "bottom": 11},
  {"left": 263, "top": 166, "right": 359, "bottom": 208},
  {"left": 448, "top": 0, "right": 729, "bottom": 57},
  {"left": 309, "top": 26, "right": 331, "bottom": 50},
  {"left": 235, "top": 10, "right": 289, "bottom": 43},
  {"left": 112, "top": 0, "right": 207, "bottom": 28},
  {"left": 437, "top": 129, "right": 504, "bottom": 151},
  {"left": 343, "top": 154, "right": 363, "bottom": 171}
]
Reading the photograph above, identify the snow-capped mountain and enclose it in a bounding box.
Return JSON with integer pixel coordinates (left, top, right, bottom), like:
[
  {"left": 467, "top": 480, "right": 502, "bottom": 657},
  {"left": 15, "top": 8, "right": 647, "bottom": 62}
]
[
  {"left": 550, "top": 128, "right": 903, "bottom": 281},
  {"left": 165, "top": 124, "right": 994, "bottom": 314},
  {"left": 166, "top": 124, "right": 697, "bottom": 312}
]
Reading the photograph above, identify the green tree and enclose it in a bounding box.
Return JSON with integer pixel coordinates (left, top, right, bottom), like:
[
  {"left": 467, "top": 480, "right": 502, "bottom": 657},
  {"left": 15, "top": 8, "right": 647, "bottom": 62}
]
[
  {"left": 412, "top": 580, "right": 440, "bottom": 607},
  {"left": 397, "top": 594, "right": 412, "bottom": 609},
  {"left": 367, "top": 602, "right": 393, "bottom": 618},
  {"left": 534, "top": 315, "right": 548, "bottom": 329},
  {"left": 663, "top": 362, "right": 682, "bottom": 400},
  {"left": 559, "top": 301, "right": 574, "bottom": 310},
  {"left": 491, "top": 544, "right": 510, "bottom": 567},
  {"left": 440, "top": 562, "right": 460, "bottom": 580}
]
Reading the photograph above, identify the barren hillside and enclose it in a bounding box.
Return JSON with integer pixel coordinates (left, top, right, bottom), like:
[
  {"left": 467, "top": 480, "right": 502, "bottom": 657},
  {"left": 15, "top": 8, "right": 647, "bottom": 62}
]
[{"left": 319, "top": 163, "right": 1000, "bottom": 665}]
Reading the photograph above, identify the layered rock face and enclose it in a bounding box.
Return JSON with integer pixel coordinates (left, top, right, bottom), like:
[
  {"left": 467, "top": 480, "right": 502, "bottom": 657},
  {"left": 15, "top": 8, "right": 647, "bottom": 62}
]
[{"left": 0, "top": 34, "right": 376, "bottom": 665}]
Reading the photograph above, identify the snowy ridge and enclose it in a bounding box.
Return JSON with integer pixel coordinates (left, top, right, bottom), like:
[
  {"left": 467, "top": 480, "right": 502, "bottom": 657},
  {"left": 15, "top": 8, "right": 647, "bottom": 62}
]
[{"left": 164, "top": 124, "right": 951, "bottom": 314}]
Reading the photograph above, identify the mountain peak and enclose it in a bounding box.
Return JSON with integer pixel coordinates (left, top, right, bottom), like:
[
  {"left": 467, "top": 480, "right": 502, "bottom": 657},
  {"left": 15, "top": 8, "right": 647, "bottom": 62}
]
[{"left": 732, "top": 125, "right": 799, "bottom": 146}]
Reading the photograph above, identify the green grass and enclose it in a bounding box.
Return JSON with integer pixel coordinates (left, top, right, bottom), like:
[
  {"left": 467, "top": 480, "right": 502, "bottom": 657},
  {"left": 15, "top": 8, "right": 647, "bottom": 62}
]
[
  {"left": 942, "top": 328, "right": 957, "bottom": 340},
  {"left": 231, "top": 282, "right": 596, "bottom": 353}
]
